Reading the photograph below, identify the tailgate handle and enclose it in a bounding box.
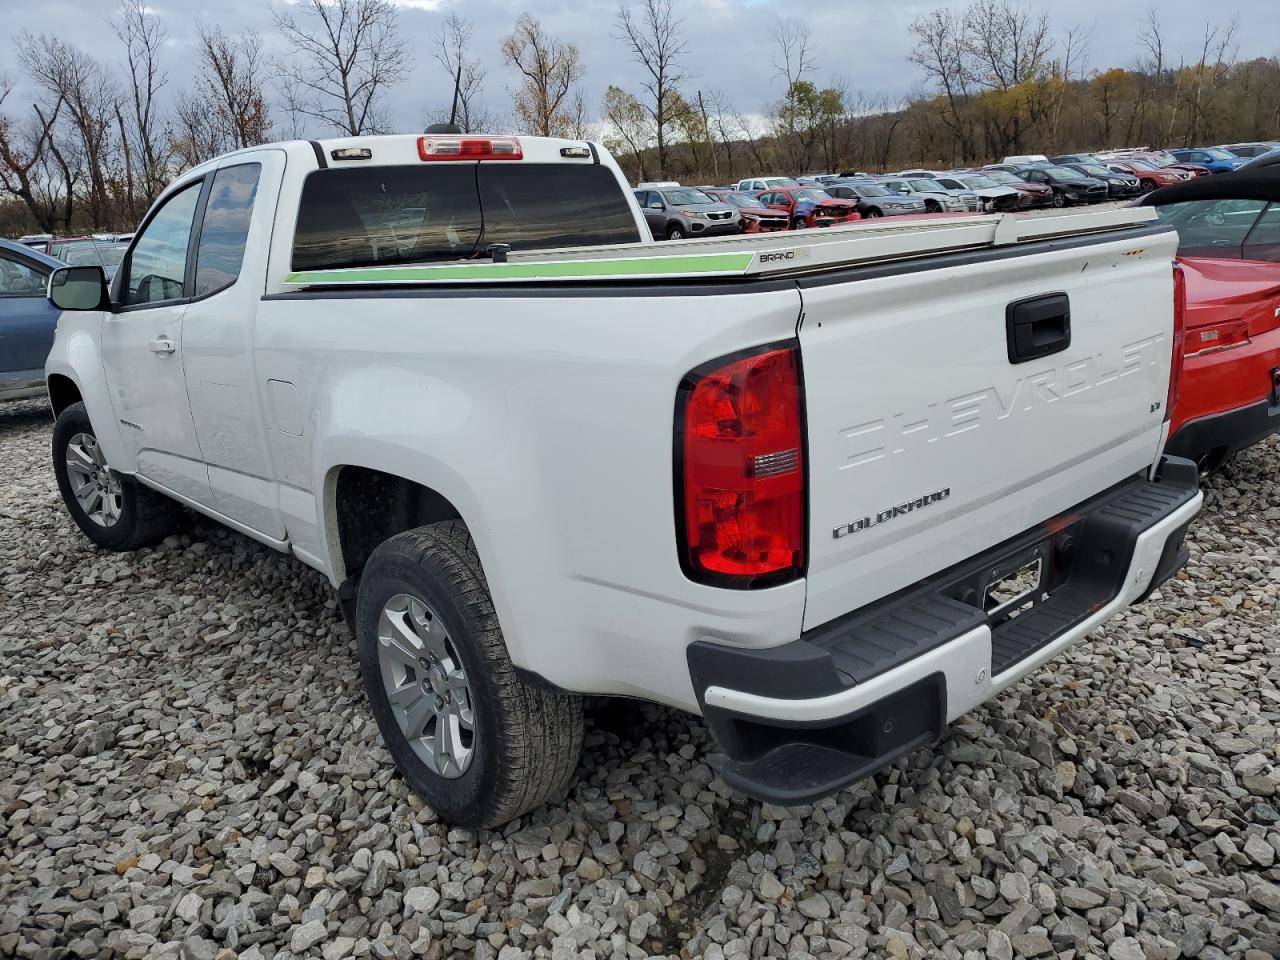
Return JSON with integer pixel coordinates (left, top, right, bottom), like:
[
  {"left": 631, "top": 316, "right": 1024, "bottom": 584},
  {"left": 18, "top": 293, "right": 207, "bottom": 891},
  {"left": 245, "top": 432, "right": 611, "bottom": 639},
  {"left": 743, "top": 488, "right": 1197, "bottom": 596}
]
[{"left": 1006, "top": 293, "right": 1070, "bottom": 364}]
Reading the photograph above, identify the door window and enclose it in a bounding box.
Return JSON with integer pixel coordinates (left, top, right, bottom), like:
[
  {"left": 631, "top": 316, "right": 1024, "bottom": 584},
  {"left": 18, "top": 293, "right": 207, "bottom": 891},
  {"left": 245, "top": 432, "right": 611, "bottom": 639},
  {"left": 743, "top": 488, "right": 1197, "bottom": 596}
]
[
  {"left": 194, "top": 163, "right": 261, "bottom": 297},
  {"left": 1242, "top": 203, "right": 1280, "bottom": 262},
  {"left": 1156, "top": 198, "right": 1267, "bottom": 258},
  {"left": 0, "top": 255, "right": 48, "bottom": 296},
  {"left": 124, "top": 181, "right": 202, "bottom": 306}
]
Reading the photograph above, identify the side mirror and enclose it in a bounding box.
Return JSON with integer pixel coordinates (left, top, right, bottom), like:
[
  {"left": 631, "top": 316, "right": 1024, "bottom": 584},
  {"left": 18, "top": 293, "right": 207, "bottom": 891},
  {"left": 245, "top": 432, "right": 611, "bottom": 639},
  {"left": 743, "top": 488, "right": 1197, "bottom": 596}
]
[
  {"left": 648, "top": 201, "right": 665, "bottom": 210},
  {"left": 48, "top": 265, "right": 109, "bottom": 311}
]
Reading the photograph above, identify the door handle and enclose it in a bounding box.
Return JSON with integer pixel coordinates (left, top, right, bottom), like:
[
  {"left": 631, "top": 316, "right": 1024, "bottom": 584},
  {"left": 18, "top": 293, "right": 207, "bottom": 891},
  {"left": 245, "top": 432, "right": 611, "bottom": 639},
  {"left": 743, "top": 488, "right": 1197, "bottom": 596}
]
[
  {"left": 149, "top": 336, "right": 176, "bottom": 355},
  {"left": 1006, "top": 293, "right": 1070, "bottom": 364}
]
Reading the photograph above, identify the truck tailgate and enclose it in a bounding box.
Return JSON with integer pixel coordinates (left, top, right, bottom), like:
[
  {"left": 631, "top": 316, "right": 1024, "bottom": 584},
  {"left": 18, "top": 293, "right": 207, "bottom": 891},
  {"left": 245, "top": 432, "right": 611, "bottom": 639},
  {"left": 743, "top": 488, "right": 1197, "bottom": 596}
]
[{"left": 799, "top": 228, "right": 1179, "bottom": 630}]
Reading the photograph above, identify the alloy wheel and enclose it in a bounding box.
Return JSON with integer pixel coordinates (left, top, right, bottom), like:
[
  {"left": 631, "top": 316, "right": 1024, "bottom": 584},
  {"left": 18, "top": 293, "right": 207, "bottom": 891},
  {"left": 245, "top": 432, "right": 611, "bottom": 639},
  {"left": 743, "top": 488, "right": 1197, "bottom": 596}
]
[
  {"left": 376, "top": 593, "right": 475, "bottom": 778},
  {"left": 65, "top": 432, "right": 122, "bottom": 527}
]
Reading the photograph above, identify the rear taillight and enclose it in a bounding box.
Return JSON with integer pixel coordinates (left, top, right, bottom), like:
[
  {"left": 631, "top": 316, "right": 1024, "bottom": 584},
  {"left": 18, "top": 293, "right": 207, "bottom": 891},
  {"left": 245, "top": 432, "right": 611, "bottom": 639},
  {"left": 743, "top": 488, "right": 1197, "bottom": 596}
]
[
  {"left": 417, "top": 136, "right": 522, "bottom": 161},
  {"left": 676, "top": 345, "right": 806, "bottom": 587},
  {"left": 1185, "top": 318, "right": 1250, "bottom": 358},
  {"left": 1168, "top": 264, "right": 1186, "bottom": 420}
]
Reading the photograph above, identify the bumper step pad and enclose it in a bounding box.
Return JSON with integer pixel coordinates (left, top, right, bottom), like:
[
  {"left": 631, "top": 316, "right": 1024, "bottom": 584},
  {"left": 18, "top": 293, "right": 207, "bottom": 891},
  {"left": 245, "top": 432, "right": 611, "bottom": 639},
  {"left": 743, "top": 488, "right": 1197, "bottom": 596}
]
[{"left": 691, "top": 457, "right": 1200, "bottom": 805}]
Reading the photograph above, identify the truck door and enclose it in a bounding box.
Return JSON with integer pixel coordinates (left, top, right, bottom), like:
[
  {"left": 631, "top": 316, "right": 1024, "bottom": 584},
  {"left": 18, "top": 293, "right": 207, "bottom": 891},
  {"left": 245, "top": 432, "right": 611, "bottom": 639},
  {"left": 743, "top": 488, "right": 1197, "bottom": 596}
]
[
  {"left": 181, "top": 152, "right": 288, "bottom": 539},
  {"left": 101, "top": 179, "right": 214, "bottom": 506}
]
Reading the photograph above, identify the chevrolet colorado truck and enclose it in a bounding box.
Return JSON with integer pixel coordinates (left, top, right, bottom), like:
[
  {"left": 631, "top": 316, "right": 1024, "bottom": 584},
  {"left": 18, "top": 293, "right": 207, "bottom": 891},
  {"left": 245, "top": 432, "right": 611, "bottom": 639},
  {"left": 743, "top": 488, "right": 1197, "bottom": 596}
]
[{"left": 44, "top": 134, "right": 1202, "bottom": 827}]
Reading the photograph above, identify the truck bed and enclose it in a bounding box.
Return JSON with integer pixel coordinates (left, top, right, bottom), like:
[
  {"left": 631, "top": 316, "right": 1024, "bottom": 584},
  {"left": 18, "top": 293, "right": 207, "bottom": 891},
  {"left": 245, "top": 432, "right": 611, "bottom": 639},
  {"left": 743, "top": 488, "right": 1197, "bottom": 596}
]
[{"left": 281, "top": 208, "right": 1163, "bottom": 288}]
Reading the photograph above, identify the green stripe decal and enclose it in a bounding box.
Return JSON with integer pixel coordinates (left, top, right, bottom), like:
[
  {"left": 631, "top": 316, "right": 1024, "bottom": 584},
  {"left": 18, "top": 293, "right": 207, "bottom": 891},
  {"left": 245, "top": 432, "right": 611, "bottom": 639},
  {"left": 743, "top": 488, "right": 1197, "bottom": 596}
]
[{"left": 284, "top": 252, "right": 755, "bottom": 285}]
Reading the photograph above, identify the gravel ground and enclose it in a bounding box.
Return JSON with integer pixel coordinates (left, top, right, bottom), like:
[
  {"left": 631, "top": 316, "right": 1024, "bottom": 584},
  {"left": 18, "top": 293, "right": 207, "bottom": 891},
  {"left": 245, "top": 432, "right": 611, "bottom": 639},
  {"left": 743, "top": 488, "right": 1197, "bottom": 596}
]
[{"left": 2, "top": 396, "right": 1278, "bottom": 960}]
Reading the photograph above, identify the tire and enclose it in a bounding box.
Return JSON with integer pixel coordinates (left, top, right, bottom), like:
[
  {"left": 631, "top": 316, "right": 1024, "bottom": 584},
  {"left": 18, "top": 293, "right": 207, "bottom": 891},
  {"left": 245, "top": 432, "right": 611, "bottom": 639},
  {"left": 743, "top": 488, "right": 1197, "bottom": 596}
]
[
  {"left": 1051, "top": 191, "right": 1066, "bottom": 208},
  {"left": 666, "top": 224, "right": 685, "bottom": 240},
  {"left": 52, "top": 401, "right": 182, "bottom": 551},
  {"left": 865, "top": 208, "right": 882, "bottom": 218},
  {"left": 1140, "top": 180, "right": 1157, "bottom": 194},
  {"left": 925, "top": 200, "right": 940, "bottom": 213},
  {"left": 356, "top": 522, "right": 584, "bottom": 828}
]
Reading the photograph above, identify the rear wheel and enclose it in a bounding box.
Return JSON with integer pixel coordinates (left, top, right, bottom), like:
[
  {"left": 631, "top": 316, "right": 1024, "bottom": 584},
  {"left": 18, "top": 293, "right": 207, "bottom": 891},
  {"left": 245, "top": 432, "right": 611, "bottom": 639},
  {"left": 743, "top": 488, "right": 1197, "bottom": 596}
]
[
  {"left": 666, "top": 224, "right": 685, "bottom": 240},
  {"left": 52, "top": 401, "right": 181, "bottom": 551},
  {"left": 356, "top": 522, "right": 584, "bottom": 827}
]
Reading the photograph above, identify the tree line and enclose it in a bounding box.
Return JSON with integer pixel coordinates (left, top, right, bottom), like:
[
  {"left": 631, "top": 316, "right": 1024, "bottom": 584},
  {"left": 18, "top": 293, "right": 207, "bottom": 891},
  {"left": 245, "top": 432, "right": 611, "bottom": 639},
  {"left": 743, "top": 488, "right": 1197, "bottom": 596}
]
[{"left": 2, "top": 0, "right": 1276, "bottom": 237}]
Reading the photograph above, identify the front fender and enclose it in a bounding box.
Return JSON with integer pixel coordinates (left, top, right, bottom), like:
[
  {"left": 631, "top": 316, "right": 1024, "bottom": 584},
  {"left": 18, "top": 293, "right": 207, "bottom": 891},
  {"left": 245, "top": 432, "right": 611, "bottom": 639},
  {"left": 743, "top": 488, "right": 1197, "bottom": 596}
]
[{"left": 44, "top": 313, "right": 132, "bottom": 473}]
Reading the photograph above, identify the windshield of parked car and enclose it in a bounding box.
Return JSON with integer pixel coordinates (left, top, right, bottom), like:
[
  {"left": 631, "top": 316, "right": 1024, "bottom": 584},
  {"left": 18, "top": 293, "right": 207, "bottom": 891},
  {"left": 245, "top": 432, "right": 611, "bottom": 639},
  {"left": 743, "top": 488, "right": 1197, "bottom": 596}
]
[
  {"left": 765, "top": 178, "right": 800, "bottom": 188},
  {"left": 981, "top": 170, "right": 1021, "bottom": 185},
  {"left": 1042, "top": 167, "right": 1084, "bottom": 181},
  {"left": 792, "top": 189, "right": 831, "bottom": 202},
  {"left": 957, "top": 176, "right": 997, "bottom": 189},
  {"left": 908, "top": 179, "right": 943, "bottom": 192},
  {"left": 718, "top": 192, "right": 763, "bottom": 208},
  {"left": 1200, "top": 148, "right": 1235, "bottom": 161},
  {"left": 1125, "top": 159, "right": 1159, "bottom": 171},
  {"left": 1076, "top": 165, "right": 1115, "bottom": 178},
  {"left": 1146, "top": 156, "right": 1179, "bottom": 168},
  {"left": 661, "top": 189, "right": 714, "bottom": 205},
  {"left": 848, "top": 183, "right": 890, "bottom": 197}
]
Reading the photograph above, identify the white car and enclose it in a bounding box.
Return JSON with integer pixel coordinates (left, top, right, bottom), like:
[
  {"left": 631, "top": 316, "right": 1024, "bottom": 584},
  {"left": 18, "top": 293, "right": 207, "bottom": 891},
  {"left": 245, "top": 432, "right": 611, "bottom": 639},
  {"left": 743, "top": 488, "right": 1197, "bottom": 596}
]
[
  {"left": 1004, "top": 154, "right": 1050, "bottom": 165},
  {"left": 932, "top": 174, "right": 1023, "bottom": 213},
  {"left": 735, "top": 176, "right": 800, "bottom": 192},
  {"left": 44, "top": 133, "right": 1200, "bottom": 826},
  {"left": 878, "top": 176, "right": 974, "bottom": 212}
]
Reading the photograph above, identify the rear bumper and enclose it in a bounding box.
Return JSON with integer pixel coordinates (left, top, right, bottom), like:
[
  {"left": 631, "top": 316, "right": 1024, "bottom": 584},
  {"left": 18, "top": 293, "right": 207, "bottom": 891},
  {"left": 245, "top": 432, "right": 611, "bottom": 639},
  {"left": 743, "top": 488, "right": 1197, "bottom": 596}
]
[
  {"left": 689, "top": 458, "right": 1201, "bottom": 805},
  {"left": 1166, "top": 396, "right": 1280, "bottom": 462}
]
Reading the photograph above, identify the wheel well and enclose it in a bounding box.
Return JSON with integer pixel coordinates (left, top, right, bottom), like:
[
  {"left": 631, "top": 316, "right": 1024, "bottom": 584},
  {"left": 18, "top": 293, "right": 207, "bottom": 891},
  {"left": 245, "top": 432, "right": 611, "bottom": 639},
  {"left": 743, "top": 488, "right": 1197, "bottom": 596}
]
[
  {"left": 47, "top": 375, "right": 82, "bottom": 417},
  {"left": 333, "top": 467, "right": 464, "bottom": 579}
]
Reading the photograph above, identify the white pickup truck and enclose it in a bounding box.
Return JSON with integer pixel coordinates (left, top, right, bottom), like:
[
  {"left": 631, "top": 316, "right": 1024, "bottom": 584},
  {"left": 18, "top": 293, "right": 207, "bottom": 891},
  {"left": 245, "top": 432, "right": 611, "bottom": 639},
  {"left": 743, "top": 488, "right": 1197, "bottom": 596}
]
[{"left": 44, "top": 134, "right": 1201, "bottom": 827}]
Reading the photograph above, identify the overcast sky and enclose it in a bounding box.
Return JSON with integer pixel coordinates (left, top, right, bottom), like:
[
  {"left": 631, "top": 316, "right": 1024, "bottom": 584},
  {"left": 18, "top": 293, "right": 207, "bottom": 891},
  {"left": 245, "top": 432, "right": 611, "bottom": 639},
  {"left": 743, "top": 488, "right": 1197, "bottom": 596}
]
[{"left": 4, "top": 0, "right": 1276, "bottom": 137}]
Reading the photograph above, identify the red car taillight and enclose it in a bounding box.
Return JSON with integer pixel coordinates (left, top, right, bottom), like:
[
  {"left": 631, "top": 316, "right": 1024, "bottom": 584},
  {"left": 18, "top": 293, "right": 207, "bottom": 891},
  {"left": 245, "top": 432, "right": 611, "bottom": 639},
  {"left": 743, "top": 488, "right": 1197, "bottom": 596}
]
[
  {"left": 1185, "top": 318, "right": 1250, "bottom": 358},
  {"left": 676, "top": 345, "right": 806, "bottom": 587},
  {"left": 1168, "top": 264, "right": 1187, "bottom": 421}
]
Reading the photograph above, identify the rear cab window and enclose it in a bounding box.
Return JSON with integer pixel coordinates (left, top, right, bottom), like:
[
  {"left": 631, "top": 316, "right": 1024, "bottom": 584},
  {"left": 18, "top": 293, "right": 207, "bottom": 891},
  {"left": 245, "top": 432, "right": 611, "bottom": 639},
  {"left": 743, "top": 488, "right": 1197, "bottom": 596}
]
[{"left": 292, "top": 163, "right": 642, "bottom": 272}]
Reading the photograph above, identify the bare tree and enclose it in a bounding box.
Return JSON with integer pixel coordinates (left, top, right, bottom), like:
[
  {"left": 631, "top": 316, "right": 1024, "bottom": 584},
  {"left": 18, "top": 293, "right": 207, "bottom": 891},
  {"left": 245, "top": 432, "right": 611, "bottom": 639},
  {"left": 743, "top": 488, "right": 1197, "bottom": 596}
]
[
  {"left": 0, "top": 79, "right": 73, "bottom": 231},
  {"left": 430, "top": 12, "right": 489, "bottom": 132},
  {"left": 112, "top": 0, "right": 168, "bottom": 214},
  {"left": 601, "top": 85, "right": 650, "bottom": 178},
  {"left": 908, "top": 9, "right": 975, "bottom": 159},
  {"left": 172, "top": 25, "right": 271, "bottom": 167},
  {"left": 614, "top": 0, "right": 687, "bottom": 178},
  {"left": 500, "top": 14, "right": 585, "bottom": 137},
  {"left": 274, "top": 0, "right": 408, "bottom": 136},
  {"left": 18, "top": 33, "right": 120, "bottom": 230}
]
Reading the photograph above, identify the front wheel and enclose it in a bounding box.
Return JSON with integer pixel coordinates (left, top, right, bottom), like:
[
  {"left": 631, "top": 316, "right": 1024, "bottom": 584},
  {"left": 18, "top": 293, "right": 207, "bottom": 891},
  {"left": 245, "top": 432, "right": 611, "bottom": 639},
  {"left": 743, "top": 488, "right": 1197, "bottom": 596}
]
[
  {"left": 52, "top": 401, "right": 181, "bottom": 551},
  {"left": 356, "top": 522, "right": 584, "bottom": 828},
  {"left": 1140, "top": 180, "right": 1157, "bottom": 194},
  {"left": 1051, "top": 191, "right": 1067, "bottom": 208},
  {"left": 864, "top": 208, "right": 882, "bottom": 218},
  {"left": 924, "top": 200, "right": 940, "bottom": 213},
  {"left": 666, "top": 224, "right": 685, "bottom": 240}
]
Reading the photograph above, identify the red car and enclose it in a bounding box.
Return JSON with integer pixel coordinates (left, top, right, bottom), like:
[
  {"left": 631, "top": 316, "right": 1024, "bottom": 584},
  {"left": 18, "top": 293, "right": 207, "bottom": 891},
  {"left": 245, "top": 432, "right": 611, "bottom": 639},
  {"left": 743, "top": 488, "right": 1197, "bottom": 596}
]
[
  {"left": 1103, "top": 159, "right": 1188, "bottom": 193},
  {"left": 754, "top": 186, "right": 860, "bottom": 229},
  {"left": 701, "top": 189, "right": 789, "bottom": 233},
  {"left": 1144, "top": 177, "right": 1280, "bottom": 471}
]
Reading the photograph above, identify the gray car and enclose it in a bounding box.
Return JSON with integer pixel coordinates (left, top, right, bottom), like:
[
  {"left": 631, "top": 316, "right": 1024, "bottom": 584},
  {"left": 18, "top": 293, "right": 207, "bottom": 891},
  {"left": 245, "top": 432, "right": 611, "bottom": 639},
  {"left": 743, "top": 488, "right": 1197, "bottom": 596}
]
[
  {"left": 822, "top": 181, "right": 927, "bottom": 218},
  {"left": 633, "top": 187, "right": 740, "bottom": 241}
]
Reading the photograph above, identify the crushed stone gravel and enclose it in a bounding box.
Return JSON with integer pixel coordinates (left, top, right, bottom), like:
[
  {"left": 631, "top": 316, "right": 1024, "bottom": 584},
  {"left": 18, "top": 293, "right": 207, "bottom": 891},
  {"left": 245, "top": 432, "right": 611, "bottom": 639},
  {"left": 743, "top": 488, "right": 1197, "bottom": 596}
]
[{"left": 1, "top": 397, "right": 1278, "bottom": 959}]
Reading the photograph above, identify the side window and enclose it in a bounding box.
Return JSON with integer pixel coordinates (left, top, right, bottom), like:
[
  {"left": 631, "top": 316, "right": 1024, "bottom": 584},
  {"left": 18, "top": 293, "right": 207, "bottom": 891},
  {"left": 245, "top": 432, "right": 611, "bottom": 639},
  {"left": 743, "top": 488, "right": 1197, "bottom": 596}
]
[
  {"left": 194, "top": 163, "right": 261, "bottom": 298},
  {"left": 0, "top": 254, "right": 48, "bottom": 296},
  {"left": 1242, "top": 204, "right": 1280, "bottom": 262},
  {"left": 124, "top": 181, "right": 202, "bottom": 306},
  {"left": 1156, "top": 199, "right": 1267, "bottom": 258}
]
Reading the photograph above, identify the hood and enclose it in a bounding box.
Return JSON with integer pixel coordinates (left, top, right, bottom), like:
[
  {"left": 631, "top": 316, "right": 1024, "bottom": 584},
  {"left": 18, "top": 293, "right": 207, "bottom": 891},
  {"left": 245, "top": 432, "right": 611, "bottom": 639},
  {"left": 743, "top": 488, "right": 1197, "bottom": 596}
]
[
  {"left": 679, "top": 202, "right": 738, "bottom": 216},
  {"left": 970, "top": 186, "right": 1019, "bottom": 199},
  {"left": 1179, "top": 257, "right": 1280, "bottom": 332},
  {"left": 795, "top": 197, "right": 857, "bottom": 210}
]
